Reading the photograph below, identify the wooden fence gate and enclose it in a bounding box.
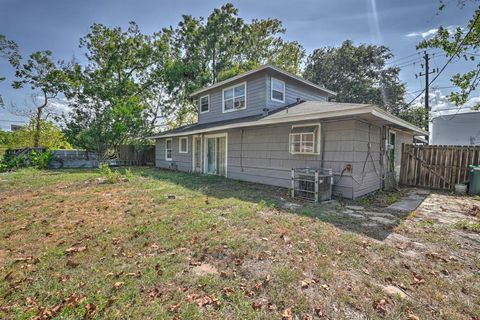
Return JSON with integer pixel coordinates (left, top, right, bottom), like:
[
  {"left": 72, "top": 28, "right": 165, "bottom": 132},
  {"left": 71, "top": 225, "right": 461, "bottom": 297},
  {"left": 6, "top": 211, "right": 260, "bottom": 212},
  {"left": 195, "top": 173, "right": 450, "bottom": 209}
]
[{"left": 400, "top": 144, "right": 480, "bottom": 190}]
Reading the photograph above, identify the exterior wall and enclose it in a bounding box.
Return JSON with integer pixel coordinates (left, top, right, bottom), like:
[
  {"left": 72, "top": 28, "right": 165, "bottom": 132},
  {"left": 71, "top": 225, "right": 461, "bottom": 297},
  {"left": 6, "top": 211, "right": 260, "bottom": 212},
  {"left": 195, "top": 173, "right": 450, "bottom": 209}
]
[
  {"left": 265, "top": 70, "right": 328, "bottom": 110},
  {"left": 350, "top": 121, "right": 382, "bottom": 198},
  {"left": 194, "top": 70, "right": 329, "bottom": 125},
  {"left": 196, "top": 72, "right": 267, "bottom": 124},
  {"left": 155, "top": 119, "right": 394, "bottom": 199},
  {"left": 431, "top": 112, "right": 480, "bottom": 146},
  {"left": 155, "top": 136, "right": 193, "bottom": 172}
]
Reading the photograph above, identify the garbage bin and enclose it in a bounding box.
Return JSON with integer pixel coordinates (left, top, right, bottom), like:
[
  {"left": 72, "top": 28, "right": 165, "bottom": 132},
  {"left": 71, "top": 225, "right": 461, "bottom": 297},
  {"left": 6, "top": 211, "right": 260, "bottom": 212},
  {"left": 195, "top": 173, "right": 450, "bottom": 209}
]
[{"left": 468, "top": 165, "right": 480, "bottom": 196}]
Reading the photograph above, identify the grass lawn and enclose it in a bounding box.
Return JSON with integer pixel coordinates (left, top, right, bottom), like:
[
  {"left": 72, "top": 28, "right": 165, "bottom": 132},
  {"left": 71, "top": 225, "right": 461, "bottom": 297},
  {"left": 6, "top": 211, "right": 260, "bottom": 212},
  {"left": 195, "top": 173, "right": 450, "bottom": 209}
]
[{"left": 0, "top": 168, "right": 479, "bottom": 319}]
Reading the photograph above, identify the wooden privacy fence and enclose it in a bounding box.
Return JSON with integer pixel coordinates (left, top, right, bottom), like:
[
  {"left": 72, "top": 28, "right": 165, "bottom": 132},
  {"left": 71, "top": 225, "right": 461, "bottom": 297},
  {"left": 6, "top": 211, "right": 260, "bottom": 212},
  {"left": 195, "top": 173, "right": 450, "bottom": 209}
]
[
  {"left": 400, "top": 144, "right": 480, "bottom": 190},
  {"left": 117, "top": 145, "right": 155, "bottom": 166}
]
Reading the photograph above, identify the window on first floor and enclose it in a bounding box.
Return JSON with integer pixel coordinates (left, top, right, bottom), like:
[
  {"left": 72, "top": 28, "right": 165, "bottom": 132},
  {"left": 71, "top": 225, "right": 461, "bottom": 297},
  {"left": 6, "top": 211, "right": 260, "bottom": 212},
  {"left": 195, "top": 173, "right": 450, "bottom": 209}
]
[
  {"left": 179, "top": 137, "right": 188, "bottom": 153},
  {"left": 289, "top": 124, "right": 320, "bottom": 154},
  {"left": 223, "top": 82, "right": 246, "bottom": 112},
  {"left": 165, "top": 138, "right": 172, "bottom": 160}
]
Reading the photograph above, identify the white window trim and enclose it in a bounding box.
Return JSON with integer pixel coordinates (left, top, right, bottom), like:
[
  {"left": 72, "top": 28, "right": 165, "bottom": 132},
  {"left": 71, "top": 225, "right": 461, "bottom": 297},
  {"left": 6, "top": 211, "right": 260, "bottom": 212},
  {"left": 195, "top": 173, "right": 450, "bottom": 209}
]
[
  {"left": 165, "top": 138, "right": 172, "bottom": 161},
  {"left": 203, "top": 132, "right": 228, "bottom": 177},
  {"left": 222, "top": 82, "right": 247, "bottom": 113},
  {"left": 179, "top": 137, "right": 188, "bottom": 153},
  {"left": 271, "top": 77, "right": 285, "bottom": 103},
  {"left": 289, "top": 123, "right": 321, "bottom": 155},
  {"left": 199, "top": 95, "right": 210, "bottom": 114},
  {"left": 191, "top": 135, "right": 202, "bottom": 172}
]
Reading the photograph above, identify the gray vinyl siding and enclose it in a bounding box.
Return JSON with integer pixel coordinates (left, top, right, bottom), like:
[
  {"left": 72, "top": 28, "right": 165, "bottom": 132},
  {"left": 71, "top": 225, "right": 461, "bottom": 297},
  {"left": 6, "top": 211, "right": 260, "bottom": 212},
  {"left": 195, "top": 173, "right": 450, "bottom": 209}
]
[
  {"left": 154, "top": 119, "right": 397, "bottom": 199},
  {"left": 227, "top": 120, "right": 355, "bottom": 199},
  {"left": 350, "top": 121, "right": 383, "bottom": 198},
  {"left": 155, "top": 136, "right": 192, "bottom": 172},
  {"left": 196, "top": 73, "right": 267, "bottom": 124},
  {"left": 195, "top": 70, "right": 329, "bottom": 125},
  {"left": 265, "top": 71, "right": 328, "bottom": 110}
]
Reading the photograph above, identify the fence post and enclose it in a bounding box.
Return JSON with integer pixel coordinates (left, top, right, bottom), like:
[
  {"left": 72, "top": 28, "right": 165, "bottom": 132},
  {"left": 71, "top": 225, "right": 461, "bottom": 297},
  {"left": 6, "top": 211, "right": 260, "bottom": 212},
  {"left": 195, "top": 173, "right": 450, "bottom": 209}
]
[{"left": 314, "top": 170, "right": 319, "bottom": 203}]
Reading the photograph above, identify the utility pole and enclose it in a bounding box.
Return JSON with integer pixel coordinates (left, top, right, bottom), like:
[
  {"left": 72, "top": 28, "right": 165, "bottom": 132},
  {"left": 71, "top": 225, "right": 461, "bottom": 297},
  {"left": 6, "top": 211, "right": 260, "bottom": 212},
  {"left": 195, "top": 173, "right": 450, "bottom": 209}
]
[{"left": 416, "top": 51, "right": 438, "bottom": 134}]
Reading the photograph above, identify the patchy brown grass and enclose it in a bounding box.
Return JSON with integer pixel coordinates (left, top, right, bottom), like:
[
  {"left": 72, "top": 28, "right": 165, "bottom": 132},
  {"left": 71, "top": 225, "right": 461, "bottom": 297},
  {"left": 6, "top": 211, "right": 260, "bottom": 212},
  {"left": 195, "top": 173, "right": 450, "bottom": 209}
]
[{"left": 0, "top": 168, "right": 479, "bottom": 319}]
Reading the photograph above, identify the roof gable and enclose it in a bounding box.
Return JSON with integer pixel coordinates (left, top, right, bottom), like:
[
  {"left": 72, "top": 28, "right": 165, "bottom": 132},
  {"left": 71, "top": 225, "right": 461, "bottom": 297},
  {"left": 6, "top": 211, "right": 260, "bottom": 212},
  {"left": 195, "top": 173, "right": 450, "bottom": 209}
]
[{"left": 190, "top": 64, "right": 337, "bottom": 98}]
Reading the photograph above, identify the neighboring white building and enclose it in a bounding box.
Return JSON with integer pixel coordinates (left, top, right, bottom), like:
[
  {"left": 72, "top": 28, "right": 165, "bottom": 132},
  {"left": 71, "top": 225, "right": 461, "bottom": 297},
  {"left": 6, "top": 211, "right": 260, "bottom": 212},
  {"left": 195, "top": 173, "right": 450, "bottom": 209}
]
[{"left": 431, "top": 111, "right": 480, "bottom": 145}]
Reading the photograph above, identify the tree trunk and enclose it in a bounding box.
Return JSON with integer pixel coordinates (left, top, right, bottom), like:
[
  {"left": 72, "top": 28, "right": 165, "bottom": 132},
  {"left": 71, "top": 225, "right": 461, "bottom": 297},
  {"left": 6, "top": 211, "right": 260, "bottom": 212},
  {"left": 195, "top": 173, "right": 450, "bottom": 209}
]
[{"left": 33, "top": 91, "right": 48, "bottom": 148}]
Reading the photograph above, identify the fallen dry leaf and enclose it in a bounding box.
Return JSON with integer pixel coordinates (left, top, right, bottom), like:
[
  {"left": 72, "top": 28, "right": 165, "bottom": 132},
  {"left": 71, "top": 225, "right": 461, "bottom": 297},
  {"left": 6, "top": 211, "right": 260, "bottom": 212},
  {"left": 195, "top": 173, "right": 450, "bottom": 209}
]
[
  {"left": 282, "top": 307, "right": 293, "bottom": 320},
  {"left": 252, "top": 301, "right": 262, "bottom": 310},
  {"left": 113, "top": 282, "right": 124, "bottom": 290},
  {"left": 222, "top": 287, "right": 234, "bottom": 297},
  {"left": 65, "top": 246, "right": 87, "bottom": 255},
  {"left": 168, "top": 303, "right": 181, "bottom": 313}
]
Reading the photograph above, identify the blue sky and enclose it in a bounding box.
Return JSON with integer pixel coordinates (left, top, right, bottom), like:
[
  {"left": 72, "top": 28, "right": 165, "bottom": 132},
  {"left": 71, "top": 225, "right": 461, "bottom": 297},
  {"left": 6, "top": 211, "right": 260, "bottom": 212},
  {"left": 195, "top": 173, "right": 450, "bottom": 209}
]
[{"left": 0, "top": 0, "right": 478, "bottom": 129}]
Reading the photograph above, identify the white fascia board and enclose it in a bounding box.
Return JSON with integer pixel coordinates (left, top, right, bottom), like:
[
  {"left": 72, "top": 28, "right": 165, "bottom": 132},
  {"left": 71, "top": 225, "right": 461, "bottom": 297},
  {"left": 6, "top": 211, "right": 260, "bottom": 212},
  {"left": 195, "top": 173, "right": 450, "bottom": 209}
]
[{"left": 371, "top": 107, "right": 429, "bottom": 136}]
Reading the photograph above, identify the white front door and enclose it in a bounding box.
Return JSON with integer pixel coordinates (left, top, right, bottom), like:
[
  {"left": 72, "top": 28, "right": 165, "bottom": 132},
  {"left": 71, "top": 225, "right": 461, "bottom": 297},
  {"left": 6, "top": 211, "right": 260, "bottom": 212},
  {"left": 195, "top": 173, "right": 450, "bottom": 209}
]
[{"left": 204, "top": 133, "right": 227, "bottom": 177}]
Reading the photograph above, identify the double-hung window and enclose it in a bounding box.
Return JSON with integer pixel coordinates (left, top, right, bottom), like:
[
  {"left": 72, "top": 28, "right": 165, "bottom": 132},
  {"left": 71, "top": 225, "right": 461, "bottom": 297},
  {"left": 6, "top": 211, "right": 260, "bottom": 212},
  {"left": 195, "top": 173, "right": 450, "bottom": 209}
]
[
  {"left": 165, "top": 138, "right": 172, "bottom": 160},
  {"left": 179, "top": 137, "right": 188, "bottom": 153},
  {"left": 289, "top": 124, "right": 320, "bottom": 154},
  {"left": 223, "top": 82, "right": 246, "bottom": 112},
  {"left": 199, "top": 95, "right": 209, "bottom": 113},
  {"left": 271, "top": 77, "right": 285, "bottom": 102}
]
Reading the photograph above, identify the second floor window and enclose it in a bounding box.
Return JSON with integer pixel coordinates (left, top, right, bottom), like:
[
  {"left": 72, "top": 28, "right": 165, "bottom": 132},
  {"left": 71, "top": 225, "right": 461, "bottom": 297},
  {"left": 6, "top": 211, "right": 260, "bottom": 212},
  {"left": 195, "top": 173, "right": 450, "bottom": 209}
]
[
  {"left": 271, "top": 77, "right": 285, "bottom": 102},
  {"left": 200, "top": 95, "right": 209, "bottom": 113},
  {"left": 223, "top": 83, "right": 246, "bottom": 112}
]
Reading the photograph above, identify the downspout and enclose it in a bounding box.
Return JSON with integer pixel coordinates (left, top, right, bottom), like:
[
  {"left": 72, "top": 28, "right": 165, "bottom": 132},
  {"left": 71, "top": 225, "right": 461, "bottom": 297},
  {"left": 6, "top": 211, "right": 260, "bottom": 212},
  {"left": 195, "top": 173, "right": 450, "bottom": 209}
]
[
  {"left": 320, "top": 122, "right": 325, "bottom": 168},
  {"left": 240, "top": 129, "right": 244, "bottom": 172}
]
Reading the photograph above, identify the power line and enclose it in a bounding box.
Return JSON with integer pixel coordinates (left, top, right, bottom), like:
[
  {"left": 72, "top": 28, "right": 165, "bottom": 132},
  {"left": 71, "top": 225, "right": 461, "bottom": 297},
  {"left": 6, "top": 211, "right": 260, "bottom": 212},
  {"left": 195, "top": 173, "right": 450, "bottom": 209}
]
[{"left": 405, "top": 12, "right": 480, "bottom": 107}]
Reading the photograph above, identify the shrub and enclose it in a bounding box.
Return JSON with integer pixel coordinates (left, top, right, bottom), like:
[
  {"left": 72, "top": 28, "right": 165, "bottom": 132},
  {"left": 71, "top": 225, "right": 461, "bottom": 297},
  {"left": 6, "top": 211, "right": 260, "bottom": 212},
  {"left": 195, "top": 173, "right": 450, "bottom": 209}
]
[
  {"left": 29, "top": 150, "right": 54, "bottom": 169},
  {"left": 0, "top": 149, "right": 54, "bottom": 172},
  {"left": 98, "top": 163, "right": 123, "bottom": 183}
]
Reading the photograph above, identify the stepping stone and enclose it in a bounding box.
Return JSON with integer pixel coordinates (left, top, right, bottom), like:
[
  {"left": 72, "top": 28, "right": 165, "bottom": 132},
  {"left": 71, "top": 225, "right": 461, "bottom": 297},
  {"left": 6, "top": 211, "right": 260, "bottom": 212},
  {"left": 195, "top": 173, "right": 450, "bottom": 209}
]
[
  {"left": 370, "top": 216, "right": 397, "bottom": 225},
  {"left": 361, "top": 222, "right": 378, "bottom": 228},
  {"left": 283, "top": 202, "right": 302, "bottom": 210},
  {"left": 364, "top": 211, "right": 397, "bottom": 219},
  {"left": 346, "top": 212, "right": 366, "bottom": 219},
  {"left": 191, "top": 263, "right": 218, "bottom": 276},
  {"left": 383, "top": 285, "right": 408, "bottom": 299},
  {"left": 346, "top": 205, "right": 365, "bottom": 211}
]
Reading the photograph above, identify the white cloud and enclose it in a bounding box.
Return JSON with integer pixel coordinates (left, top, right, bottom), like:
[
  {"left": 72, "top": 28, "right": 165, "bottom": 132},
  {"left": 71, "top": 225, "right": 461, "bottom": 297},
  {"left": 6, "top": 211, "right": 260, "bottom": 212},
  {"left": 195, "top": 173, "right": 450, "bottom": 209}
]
[
  {"left": 405, "top": 25, "right": 459, "bottom": 39},
  {"left": 411, "top": 89, "right": 480, "bottom": 117},
  {"left": 406, "top": 28, "right": 438, "bottom": 38}
]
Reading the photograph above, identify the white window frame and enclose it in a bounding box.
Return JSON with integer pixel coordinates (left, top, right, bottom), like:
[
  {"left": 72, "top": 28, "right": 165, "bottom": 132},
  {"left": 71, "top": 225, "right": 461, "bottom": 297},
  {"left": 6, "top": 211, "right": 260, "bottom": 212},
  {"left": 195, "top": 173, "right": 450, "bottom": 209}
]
[
  {"left": 222, "top": 82, "right": 247, "bottom": 113},
  {"left": 271, "top": 77, "right": 285, "bottom": 103},
  {"left": 165, "top": 138, "right": 172, "bottom": 161},
  {"left": 203, "top": 132, "right": 228, "bottom": 177},
  {"left": 191, "top": 135, "right": 202, "bottom": 172},
  {"left": 179, "top": 137, "right": 188, "bottom": 154},
  {"left": 199, "top": 95, "right": 210, "bottom": 114},
  {"left": 288, "top": 123, "right": 321, "bottom": 155}
]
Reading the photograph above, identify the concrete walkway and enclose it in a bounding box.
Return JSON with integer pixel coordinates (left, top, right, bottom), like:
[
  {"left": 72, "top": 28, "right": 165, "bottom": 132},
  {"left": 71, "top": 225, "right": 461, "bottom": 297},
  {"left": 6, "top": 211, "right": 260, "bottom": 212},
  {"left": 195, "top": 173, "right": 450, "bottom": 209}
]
[{"left": 386, "top": 189, "right": 429, "bottom": 213}]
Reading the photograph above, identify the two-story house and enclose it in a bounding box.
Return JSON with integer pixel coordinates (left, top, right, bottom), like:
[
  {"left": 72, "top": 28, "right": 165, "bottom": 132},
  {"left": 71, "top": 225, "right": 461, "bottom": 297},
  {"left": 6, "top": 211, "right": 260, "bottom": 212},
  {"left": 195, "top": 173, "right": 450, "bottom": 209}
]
[{"left": 150, "top": 65, "right": 427, "bottom": 199}]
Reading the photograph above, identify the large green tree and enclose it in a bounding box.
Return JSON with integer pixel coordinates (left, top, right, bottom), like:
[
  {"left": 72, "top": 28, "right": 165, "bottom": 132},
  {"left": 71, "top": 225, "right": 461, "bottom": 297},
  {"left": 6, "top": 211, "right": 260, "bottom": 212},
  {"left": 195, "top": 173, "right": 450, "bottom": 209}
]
[
  {"left": 12, "top": 50, "right": 66, "bottom": 147},
  {"left": 162, "top": 3, "right": 305, "bottom": 126},
  {"left": 0, "top": 34, "right": 20, "bottom": 82},
  {"left": 418, "top": 3, "right": 480, "bottom": 108},
  {"left": 303, "top": 40, "right": 406, "bottom": 115},
  {"left": 62, "top": 22, "right": 170, "bottom": 159}
]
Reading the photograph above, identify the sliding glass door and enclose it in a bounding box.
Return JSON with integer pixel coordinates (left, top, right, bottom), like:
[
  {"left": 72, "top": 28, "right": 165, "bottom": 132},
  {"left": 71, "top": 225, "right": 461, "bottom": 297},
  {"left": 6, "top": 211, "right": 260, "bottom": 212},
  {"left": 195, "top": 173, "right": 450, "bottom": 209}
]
[{"left": 204, "top": 134, "right": 227, "bottom": 177}]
